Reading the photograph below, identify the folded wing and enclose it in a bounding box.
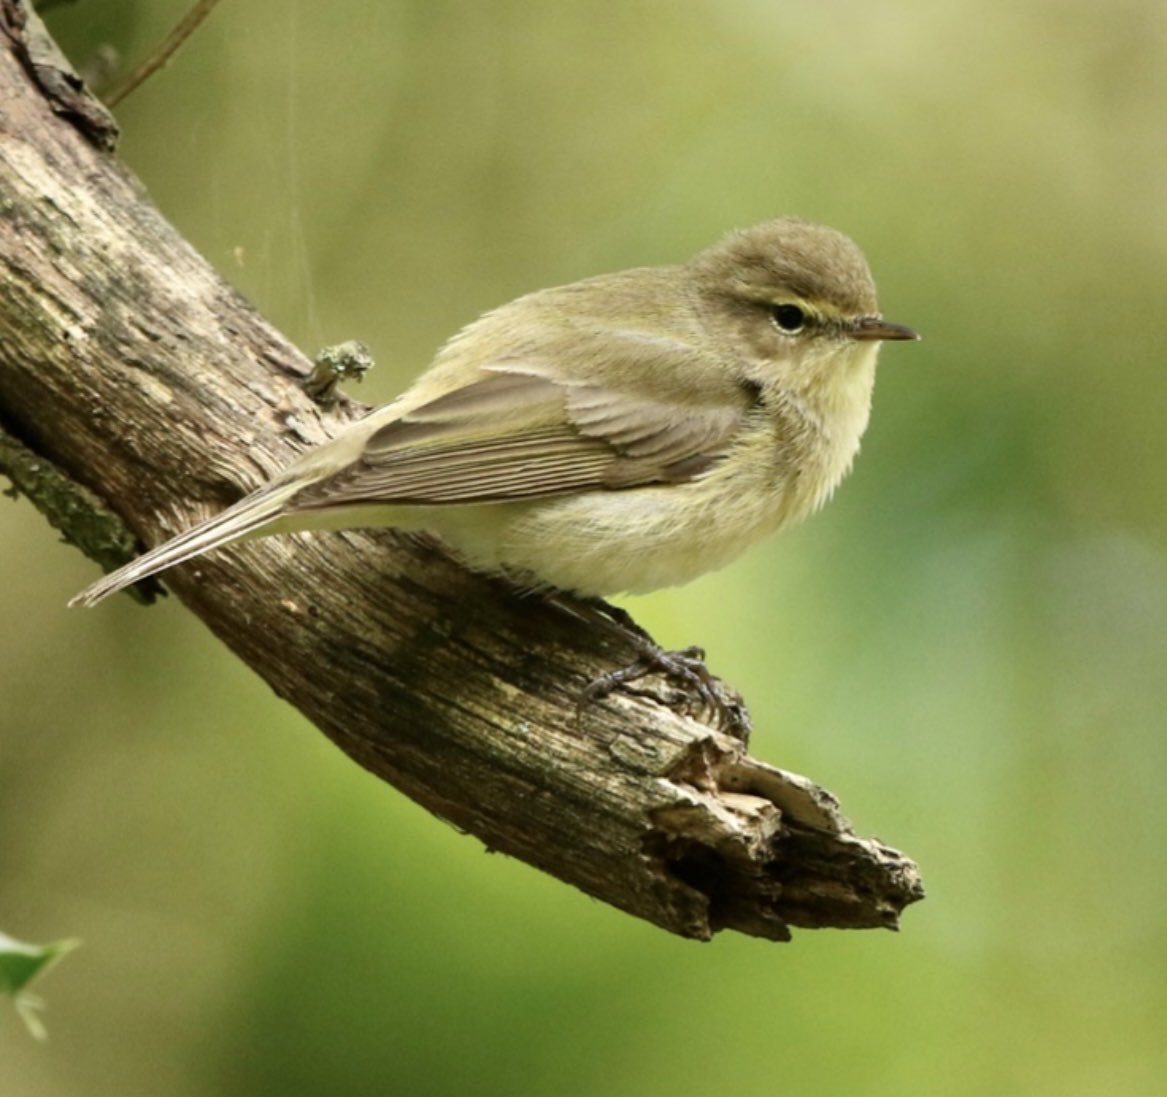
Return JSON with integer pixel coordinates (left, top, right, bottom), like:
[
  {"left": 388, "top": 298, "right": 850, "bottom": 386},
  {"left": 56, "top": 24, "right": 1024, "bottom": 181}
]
[{"left": 292, "top": 365, "right": 748, "bottom": 509}]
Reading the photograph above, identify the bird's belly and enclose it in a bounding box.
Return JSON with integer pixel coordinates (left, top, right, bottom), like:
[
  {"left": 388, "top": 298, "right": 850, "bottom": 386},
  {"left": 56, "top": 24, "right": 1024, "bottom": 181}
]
[
  {"left": 521, "top": 492, "right": 782, "bottom": 594},
  {"left": 424, "top": 460, "right": 796, "bottom": 597}
]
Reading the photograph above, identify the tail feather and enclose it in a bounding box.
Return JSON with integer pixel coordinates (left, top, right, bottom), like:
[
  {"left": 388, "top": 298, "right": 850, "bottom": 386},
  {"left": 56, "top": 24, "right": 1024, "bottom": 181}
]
[{"left": 69, "top": 485, "right": 298, "bottom": 608}]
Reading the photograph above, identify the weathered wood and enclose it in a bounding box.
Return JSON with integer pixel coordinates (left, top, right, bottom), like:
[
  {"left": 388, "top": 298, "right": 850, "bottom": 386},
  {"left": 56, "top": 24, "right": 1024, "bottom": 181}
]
[{"left": 0, "top": 5, "right": 922, "bottom": 941}]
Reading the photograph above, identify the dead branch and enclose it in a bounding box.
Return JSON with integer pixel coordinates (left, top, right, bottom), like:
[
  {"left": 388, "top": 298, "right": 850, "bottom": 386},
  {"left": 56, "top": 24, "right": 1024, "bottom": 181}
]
[{"left": 0, "top": 5, "right": 922, "bottom": 941}]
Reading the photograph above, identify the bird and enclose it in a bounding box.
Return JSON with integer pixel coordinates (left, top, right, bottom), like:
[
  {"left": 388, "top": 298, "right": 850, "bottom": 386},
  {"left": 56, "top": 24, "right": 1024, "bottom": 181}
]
[{"left": 70, "top": 217, "right": 917, "bottom": 613}]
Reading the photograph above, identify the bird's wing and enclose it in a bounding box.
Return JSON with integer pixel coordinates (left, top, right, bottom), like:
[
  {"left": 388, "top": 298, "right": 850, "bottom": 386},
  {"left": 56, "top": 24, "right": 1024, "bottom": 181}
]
[{"left": 291, "top": 365, "right": 748, "bottom": 509}]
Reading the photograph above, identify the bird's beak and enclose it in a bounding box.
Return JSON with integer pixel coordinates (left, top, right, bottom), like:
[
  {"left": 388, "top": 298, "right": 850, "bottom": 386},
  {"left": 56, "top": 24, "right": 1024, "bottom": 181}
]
[{"left": 851, "top": 317, "right": 920, "bottom": 342}]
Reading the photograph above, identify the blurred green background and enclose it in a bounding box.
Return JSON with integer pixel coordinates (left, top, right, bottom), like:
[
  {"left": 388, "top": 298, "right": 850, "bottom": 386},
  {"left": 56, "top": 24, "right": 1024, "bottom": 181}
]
[{"left": 4, "top": 0, "right": 1165, "bottom": 1093}]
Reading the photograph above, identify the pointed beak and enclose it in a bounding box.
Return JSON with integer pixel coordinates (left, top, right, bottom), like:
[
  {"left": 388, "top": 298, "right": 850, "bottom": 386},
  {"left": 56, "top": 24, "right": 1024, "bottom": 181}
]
[{"left": 850, "top": 317, "right": 920, "bottom": 342}]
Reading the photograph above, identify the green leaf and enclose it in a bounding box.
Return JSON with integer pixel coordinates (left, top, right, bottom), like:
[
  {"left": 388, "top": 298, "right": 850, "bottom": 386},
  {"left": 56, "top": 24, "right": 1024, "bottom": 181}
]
[{"left": 0, "top": 931, "right": 80, "bottom": 1040}]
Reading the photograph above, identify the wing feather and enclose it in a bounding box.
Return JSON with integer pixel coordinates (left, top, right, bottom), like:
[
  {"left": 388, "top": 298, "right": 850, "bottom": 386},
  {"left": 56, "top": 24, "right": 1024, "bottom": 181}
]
[{"left": 292, "top": 365, "right": 748, "bottom": 510}]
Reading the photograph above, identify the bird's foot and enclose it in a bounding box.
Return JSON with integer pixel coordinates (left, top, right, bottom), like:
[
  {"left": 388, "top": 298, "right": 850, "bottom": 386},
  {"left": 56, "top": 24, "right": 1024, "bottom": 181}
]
[{"left": 558, "top": 597, "right": 751, "bottom": 741}]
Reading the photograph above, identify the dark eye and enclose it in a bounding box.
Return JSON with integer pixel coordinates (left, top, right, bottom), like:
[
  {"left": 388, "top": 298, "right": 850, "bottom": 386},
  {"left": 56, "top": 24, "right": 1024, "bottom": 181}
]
[{"left": 771, "top": 304, "right": 807, "bottom": 333}]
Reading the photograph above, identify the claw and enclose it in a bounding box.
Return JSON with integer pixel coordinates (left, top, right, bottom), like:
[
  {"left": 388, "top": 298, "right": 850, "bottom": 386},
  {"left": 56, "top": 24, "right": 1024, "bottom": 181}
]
[{"left": 551, "top": 594, "right": 751, "bottom": 740}]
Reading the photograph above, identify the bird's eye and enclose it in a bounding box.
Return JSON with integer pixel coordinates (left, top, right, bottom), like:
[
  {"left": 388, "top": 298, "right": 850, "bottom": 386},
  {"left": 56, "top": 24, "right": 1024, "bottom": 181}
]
[{"left": 771, "top": 304, "right": 807, "bottom": 334}]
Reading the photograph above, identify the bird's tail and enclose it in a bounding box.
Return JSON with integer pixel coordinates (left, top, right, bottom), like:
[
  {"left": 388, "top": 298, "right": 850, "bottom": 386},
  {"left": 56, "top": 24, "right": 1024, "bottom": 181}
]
[{"left": 69, "top": 483, "right": 301, "bottom": 608}]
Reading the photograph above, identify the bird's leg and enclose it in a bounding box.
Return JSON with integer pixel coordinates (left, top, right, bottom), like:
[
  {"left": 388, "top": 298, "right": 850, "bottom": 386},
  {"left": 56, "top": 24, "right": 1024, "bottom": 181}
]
[{"left": 551, "top": 594, "right": 751, "bottom": 742}]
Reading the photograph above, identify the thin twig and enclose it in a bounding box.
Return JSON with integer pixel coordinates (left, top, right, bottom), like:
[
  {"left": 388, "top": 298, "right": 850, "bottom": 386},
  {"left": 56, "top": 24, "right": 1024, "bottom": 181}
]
[{"left": 105, "top": 0, "right": 225, "bottom": 108}]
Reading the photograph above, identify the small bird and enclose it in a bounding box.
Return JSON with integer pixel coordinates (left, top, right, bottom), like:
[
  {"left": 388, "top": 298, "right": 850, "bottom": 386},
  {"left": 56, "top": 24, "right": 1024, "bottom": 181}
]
[{"left": 70, "top": 218, "right": 917, "bottom": 610}]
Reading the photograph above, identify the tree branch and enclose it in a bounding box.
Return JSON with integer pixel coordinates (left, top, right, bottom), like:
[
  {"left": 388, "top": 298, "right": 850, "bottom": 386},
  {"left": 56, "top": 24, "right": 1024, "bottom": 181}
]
[
  {"left": 105, "top": 0, "right": 226, "bottom": 108},
  {"left": 0, "top": 7, "right": 923, "bottom": 942}
]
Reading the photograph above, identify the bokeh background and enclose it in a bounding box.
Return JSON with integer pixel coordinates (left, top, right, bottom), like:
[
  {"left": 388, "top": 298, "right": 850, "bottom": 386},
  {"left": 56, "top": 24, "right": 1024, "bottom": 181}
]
[{"left": 4, "top": 1, "right": 1165, "bottom": 1093}]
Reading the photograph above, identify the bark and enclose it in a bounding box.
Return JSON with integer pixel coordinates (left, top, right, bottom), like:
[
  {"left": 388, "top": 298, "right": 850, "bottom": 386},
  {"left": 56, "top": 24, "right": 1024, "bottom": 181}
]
[{"left": 0, "top": 3, "right": 923, "bottom": 942}]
